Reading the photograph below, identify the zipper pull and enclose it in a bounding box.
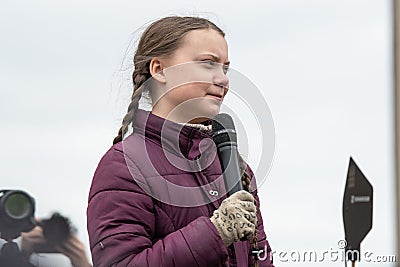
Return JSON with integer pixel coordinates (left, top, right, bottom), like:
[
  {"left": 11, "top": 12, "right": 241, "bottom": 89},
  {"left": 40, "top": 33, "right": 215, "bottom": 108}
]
[{"left": 194, "top": 154, "right": 201, "bottom": 171}]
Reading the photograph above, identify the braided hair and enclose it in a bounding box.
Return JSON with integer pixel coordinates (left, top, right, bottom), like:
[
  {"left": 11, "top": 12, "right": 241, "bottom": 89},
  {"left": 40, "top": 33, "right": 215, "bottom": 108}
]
[
  {"left": 113, "top": 16, "right": 259, "bottom": 266},
  {"left": 239, "top": 154, "right": 260, "bottom": 267}
]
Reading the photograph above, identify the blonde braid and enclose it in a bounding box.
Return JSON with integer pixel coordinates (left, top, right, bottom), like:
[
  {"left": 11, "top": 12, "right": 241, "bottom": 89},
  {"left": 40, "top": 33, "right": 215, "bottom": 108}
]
[
  {"left": 113, "top": 69, "right": 149, "bottom": 144},
  {"left": 239, "top": 154, "right": 259, "bottom": 267}
]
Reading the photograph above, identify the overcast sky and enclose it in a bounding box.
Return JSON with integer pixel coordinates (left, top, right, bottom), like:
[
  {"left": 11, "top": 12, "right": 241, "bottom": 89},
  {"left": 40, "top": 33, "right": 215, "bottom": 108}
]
[{"left": 0, "top": 0, "right": 396, "bottom": 266}]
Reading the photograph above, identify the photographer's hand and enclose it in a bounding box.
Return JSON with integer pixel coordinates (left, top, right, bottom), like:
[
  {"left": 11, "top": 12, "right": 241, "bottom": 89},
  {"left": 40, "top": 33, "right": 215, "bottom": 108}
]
[
  {"left": 20, "top": 223, "right": 92, "bottom": 267},
  {"left": 55, "top": 236, "right": 92, "bottom": 267},
  {"left": 20, "top": 225, "right": 57, "bottom": 257}
]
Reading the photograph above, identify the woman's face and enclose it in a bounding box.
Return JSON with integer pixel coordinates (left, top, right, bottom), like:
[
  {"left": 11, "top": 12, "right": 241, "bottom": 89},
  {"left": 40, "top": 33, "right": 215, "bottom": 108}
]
[{"left": 150, "top": 28, "right": 230, "bottom": 123}]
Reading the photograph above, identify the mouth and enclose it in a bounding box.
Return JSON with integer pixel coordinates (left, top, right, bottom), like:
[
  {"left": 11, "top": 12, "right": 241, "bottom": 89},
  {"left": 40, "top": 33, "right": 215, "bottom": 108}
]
[{"left": 206, "top": 93, "right": 224, "bottom": 101}]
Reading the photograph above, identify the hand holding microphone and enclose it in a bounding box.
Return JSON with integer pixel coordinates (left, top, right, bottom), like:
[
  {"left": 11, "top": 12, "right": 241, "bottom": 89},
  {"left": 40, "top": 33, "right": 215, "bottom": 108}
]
[
  {"left": 210, "top": 190, "right": 257, "bottom": 247},
  {"left": 210, "top": 114, "right": 257, "bottom": 246}
]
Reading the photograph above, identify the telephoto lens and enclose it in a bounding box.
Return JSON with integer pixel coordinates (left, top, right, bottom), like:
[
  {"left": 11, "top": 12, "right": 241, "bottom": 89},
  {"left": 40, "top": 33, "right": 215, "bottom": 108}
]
[{"left": 0, "top": 190, "right": 36, "bottom": 240}]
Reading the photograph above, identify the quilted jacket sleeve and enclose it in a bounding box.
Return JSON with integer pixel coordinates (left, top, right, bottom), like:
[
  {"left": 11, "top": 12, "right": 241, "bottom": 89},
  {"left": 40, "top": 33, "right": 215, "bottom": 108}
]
[{"left": 87, "top": 146, "right": 228, "bottom": 267}]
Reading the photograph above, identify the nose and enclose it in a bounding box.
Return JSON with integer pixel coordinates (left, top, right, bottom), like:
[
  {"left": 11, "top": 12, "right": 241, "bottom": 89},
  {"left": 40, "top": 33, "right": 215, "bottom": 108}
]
[{"left": 214, "top": 69, "right": 229, "bottom": 91}]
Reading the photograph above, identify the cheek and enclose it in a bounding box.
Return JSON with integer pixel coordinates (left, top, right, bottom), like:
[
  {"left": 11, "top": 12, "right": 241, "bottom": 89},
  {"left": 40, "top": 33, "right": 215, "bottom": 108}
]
[
  {"left": 165, "top": 64, "right": 213, "bottom": 90},
  {"left": 169, "top": 83, "right": 210, "bottom": 102}
]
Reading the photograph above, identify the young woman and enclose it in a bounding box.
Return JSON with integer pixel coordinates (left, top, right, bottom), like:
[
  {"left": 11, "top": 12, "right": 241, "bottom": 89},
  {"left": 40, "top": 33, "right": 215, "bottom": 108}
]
[{"left": 87, "top": 16, "right": 274, "bottom": 267}]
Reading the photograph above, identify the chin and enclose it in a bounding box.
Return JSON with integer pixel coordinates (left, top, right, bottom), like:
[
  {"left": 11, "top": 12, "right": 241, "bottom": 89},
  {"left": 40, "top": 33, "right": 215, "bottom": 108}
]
[
  {"left": 201, "top": 104, "right": 221, "bottom": 120},
  {"left": 174, "top": 98, "right": 222, "bottom": 123}
]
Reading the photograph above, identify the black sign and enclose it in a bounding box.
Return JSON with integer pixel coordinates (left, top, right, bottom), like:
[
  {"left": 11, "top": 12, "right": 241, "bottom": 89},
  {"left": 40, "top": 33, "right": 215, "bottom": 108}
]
[{"left": 342, "top": 157, "right": 373, "bottom": 262}]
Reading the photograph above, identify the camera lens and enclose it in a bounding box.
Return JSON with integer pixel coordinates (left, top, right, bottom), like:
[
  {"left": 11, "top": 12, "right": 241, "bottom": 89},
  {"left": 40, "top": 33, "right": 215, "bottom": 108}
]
[{"left": 4, "top": 192, "right": 32, "bottom": 219}]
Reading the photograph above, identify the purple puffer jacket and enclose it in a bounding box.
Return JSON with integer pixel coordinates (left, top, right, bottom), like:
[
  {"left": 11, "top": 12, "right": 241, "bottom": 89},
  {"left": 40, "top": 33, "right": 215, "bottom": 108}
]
[{"left": 87, "top": 109, "right": 274, "bottom": 267}]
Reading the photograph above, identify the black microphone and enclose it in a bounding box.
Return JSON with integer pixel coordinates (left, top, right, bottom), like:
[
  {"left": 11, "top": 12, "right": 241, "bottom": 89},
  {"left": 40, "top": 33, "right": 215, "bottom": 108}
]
[{"left": 212, "top": 113, "right": 243, "bottom": 197}]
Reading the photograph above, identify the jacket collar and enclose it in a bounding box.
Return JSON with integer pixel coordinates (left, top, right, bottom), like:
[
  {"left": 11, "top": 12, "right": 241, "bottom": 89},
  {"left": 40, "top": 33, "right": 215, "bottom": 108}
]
[{"left": 132, "top": 109, "right": 215, "bottom": 160}]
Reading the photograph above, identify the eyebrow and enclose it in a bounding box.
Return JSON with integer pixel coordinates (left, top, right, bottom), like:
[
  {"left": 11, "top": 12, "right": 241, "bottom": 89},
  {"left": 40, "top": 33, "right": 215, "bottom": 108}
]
[{"left": 198, "top": 53, "right": 230, "bottom": 65}]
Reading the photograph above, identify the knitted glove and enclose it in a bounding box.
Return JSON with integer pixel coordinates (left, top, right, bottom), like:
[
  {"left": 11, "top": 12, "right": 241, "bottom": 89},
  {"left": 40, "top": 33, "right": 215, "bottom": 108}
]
[{"left": 210, "top": 190, "right": 257, "bottom": 247}]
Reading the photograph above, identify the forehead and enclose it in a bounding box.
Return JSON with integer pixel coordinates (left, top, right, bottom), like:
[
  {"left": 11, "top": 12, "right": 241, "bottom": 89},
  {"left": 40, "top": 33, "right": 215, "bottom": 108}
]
[{"left": 177, "top": 29, "right": 229, "bottom": 60}]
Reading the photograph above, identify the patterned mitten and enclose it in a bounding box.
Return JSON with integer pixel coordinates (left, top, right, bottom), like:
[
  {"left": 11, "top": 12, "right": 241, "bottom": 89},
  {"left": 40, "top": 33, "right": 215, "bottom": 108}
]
[{"left": 210, "top": 190, "right": 257, "bottom": 247}]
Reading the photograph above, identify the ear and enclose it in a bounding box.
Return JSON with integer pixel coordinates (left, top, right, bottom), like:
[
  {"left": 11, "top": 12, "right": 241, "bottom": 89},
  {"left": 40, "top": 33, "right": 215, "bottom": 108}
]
[{"left": 149, "top": 57, "right": 167, "bottom": 83}]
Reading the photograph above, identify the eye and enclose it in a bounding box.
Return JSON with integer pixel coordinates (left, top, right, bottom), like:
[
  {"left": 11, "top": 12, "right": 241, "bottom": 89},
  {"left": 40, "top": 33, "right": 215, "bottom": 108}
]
[
  {"left": 200, "top": 60, "right": 230, "bottom": 74},
  {"left": 201, "top": 60, "right": 216, "bottom": 66}
]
